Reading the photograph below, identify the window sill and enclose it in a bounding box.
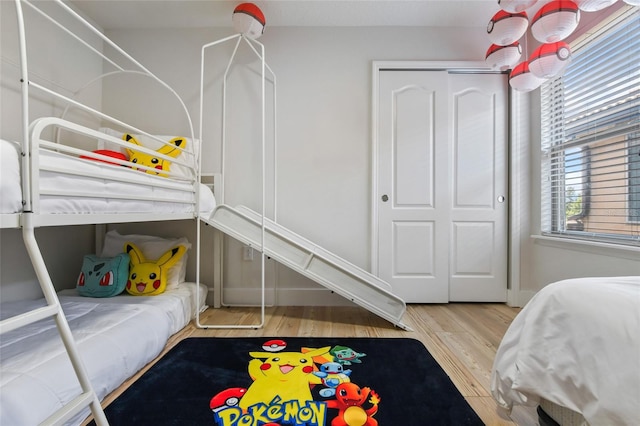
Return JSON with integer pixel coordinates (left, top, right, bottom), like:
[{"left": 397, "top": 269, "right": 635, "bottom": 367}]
[{"left": 531, "top": 234, "right": 640, "bottom": 261}]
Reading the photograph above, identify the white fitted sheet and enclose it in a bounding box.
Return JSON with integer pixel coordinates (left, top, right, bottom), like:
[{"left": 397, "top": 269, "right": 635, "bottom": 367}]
[
  {"left": 0, "top": 283, "right": 207, "bottom": 426},
  {"left": 0, "top": 138, "right": 215, "bottom": 216},
  {"left": 491, "top": 276, "right": 640, "bottom": 426},
  {"left": 0, "top": 139, "right": 23, "bottom": 214}
]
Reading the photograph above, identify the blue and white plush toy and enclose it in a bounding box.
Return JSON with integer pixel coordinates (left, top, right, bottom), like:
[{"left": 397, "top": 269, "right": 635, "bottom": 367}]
[
  {"left": 76, "top": 253, "right": 130, "bottom": 297},
  {"left": 313, "top": 361, "right": 352, "bottom": 397}
]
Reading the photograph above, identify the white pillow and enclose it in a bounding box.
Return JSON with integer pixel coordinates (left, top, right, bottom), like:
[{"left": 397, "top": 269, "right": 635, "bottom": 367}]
[
  {"left": 98, "top": 127, "right": 199, "bottom": 178},
  {"left": 100, "top": 230, "right": 191, "bottom": 288}
]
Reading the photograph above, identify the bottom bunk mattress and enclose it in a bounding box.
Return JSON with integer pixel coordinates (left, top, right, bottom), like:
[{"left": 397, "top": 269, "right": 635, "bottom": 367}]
[
  {"left": 491, "top": 276, "right": 640, "bottom": 426},
  {"left": 0, "top": 283, "right": 207, "bottom": 426}
]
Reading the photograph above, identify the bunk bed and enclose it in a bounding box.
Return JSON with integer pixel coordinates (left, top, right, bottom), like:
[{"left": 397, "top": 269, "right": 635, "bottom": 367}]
[
  {"left": 1, "top": 0, "right": 407, "bottom": 423},
  {"left": 0, "top": 0, "right": 215, "bottom": 424},
  {"left": 491, "top": 276, "right": 640, "bottom": 426}
]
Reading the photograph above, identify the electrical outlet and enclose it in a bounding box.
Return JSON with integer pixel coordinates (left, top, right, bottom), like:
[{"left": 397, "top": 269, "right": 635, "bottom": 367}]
[{"left": 243, "top": 246, "right": 254, "bottom": 261}]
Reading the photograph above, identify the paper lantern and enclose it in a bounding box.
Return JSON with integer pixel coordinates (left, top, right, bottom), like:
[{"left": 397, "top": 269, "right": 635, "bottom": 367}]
[
  {"left": 531, "top": 1, "right": 580, "bottom": 43},
  {"left": 575, "top": 0, "right": 618, "bottom": 11},
  {"left": 499, "top": 0, "right": 539, "bottom": 12},
  {"left": 509, "top": 61, "right": 546, "bottom": 92},
  {"left": 487, "top": 10, "right": 529, "bottom": 46},
  {"left": 529, "top": 42, "right": 572, "bottom": 78},
  {"left": 486, "top": 42, "right": 523, "bottom": 71},
  {"left": 232, "top": 3, "right": 266, "bottom": 39},
  {"left": 623, "top": 0, "right": 640, "bottom": 5}
]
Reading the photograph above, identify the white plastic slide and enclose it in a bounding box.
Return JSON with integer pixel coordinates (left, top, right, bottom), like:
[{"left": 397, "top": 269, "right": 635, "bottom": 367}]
[{"left": 201, "top": 205, "right": 410, "bottom": 330}]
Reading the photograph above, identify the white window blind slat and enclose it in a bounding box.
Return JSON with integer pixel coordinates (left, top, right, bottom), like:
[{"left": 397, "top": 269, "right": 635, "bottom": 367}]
[{"left": 540, "top": 6, "right": 640, "bottom": 246}]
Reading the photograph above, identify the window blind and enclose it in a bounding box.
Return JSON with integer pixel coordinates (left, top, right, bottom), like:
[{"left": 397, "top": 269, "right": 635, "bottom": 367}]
[{"left": 540, "top": 6, "right": 640, "bottom": 247}]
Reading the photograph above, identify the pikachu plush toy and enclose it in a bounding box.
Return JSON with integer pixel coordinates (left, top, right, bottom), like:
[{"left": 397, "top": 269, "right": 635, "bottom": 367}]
[
  {"left": 124, "top": 242, "right": 186, "bottom": 296},
  {"left": 123, "top": 133, "right": 186, "bottom": 177}
]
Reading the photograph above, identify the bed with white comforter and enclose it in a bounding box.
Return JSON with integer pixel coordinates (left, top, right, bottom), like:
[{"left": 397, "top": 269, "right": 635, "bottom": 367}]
[
  {"left": 491, "top": 276, "right": 640, "bottom": 425},
  {"left": 0, "top": 283, "right": 207, "bottom": 426},
  {"left": 0, "top": 137, "right": 216, "bottom": 218}
]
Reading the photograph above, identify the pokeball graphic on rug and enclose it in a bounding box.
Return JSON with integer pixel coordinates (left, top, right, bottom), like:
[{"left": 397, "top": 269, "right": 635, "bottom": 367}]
[
  {"left": 262, "top": 339, "right": 287, "bottom": 352},
  {"left": 209, "top": 387, "right": 246, "bottom": 413}
]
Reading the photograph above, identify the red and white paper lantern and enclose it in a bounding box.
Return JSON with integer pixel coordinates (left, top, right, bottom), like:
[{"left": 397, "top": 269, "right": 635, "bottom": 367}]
[
  {"left": 509, "top": 61, "right": 546, "bottom": 92},
  {"left": 574, "top": 0, "right": 618, "bottom": 11},
  {"left": 529, "top": 42, "right": 572, "bottom": 78},
  {"left": 531, "top": 1, "right": 580, "bottom": 43},
  {"left": 498, "top": 0, "right": 539, "bottom": 13},
  {"left": 486, "top": 42, "right": 523, "bottom": 71},
  {"left": 232, "top": 3, "right": 266, "bottom": 39},
  {"left": 487, "top": 10, "right": 529, "bottom": 46}
]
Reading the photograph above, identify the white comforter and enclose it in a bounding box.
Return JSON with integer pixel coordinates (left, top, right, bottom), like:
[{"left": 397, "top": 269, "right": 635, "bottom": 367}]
[
  {"left": 0, "top": 138, "right": 216, "bottom": 215},
  {"left": 491, "top": 276, "right": 640, "bottom": 426},
  {"left": 0, "top": 284, "right": 206, "bottom": 425}
]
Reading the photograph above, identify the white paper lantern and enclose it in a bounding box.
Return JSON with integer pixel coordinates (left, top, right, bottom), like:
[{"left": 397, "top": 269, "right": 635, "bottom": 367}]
[
  {"left": 486, "top": 42, "right": 523, "bottom": 71},
  {"left": 531, "top": 1, "right": 581, "bottom": 43},
  {"left": 499, "top": 0, "right": 539, "bottom": 12},
  {"left": 623, "top": 0, "right": 640, "bottom": 5},
  {"left": 529, "top": 42, "right": 572, "bottom": 78},
  {"left": 487, "top": 10, "right": 529, "bottom": 46},
  {"left": 232, "top": 3, "right": 266, "bottom": 39},
  {"left": 575, "top": 0, "right": 618, "bottom": 11},
  {"left": 509, "top": 61, "right": 546, "bottom": 92}
]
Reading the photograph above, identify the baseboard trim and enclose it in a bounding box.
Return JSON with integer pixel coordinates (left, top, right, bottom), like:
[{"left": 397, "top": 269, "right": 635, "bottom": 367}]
[
  {"left": 220, "top": 288, "right": 358, "bottom": 307},
  {"left": 518, "top": 290, "right": 536, "bottom": 306}
]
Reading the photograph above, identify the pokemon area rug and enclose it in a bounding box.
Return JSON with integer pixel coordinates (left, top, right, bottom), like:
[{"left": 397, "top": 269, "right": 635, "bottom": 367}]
[{"left": 97, "top": 337, "right": 483, "bottom": 426}]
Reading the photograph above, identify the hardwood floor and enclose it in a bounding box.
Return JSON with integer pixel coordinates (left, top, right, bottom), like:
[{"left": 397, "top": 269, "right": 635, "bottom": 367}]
[{"left": 93, "top": 304, "right": 539, "bottom": 425}]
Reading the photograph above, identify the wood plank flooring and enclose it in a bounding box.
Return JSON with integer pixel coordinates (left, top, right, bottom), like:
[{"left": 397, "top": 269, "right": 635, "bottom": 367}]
[{"left": 91, "top": 304, "right": 539, "bottom": 425}]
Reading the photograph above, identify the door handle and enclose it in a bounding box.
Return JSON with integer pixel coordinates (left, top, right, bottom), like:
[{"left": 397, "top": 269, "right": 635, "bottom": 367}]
[
  {"left": 498, "top": 195, "right": 505, "bottom": 203},
  {"left": 381, "top": 194, "right": 389, "bottom": 202}
]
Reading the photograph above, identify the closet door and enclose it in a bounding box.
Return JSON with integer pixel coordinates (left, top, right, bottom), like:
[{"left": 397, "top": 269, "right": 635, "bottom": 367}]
[
  {"left": 375, "top": 68, "right": 507, "bottom": 303},
  {"left": 377, "top": 70, "right": 450, "bottom": 303},
  {"left": 448, "top": 72, "right": 508, "bottom": 301}
]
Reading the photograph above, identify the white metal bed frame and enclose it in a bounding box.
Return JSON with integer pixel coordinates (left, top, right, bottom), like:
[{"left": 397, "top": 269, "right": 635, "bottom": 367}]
[{"left": 0, "top": 1, "right": 204, "bottom": 424}]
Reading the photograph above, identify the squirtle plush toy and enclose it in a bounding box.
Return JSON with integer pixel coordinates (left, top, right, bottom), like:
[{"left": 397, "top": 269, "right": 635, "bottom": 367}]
[
  {"left": 123, "top": 133, "right": 186, "bottom": 177},
  {"left": 124, "top": 242, "right": 186, "bottom": 296}
]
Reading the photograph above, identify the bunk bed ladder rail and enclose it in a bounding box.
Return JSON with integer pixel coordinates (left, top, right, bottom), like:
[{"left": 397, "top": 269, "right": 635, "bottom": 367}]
[
  {"left": 0, "top": 217, "right": 109, "bottom": 426},
  {"left": 9, "top": 0, "right": 109, "bottom": 424}
]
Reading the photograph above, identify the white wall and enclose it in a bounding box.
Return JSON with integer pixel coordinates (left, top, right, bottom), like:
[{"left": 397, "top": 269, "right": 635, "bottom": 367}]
[
  {"left": 0, "top": 0, "right": 103, "bottom": 302},
  {"left": 101, "top": 25, "right": 492, "bottom": 305}
]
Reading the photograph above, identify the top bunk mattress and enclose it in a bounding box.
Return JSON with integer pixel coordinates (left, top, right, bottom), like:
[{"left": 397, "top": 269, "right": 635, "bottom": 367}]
[
  {"left": 0, "top": 138, "right": 216, "bottom": 217},
  {"left": 0, "top": 283, "right": 207, "bottom": 426}
]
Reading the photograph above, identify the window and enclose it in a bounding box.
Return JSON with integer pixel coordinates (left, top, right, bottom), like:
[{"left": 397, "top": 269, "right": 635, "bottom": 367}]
[{"left": 540, "top": 6, "right": 640, "bottom": 247}]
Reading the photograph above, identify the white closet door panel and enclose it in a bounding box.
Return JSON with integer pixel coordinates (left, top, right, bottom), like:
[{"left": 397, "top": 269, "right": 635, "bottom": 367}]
[
  {"left": 393, "top": 221, "right": 434, "bottom": 275},
  {"left": 394, "top": 88, "right": 434, "bottom": 207},
  {"left": 378, "top": 70, "right": 449, "bottom": 303},
  {"left": 449, "top": 73, "right": 507, "bottom": 302}
]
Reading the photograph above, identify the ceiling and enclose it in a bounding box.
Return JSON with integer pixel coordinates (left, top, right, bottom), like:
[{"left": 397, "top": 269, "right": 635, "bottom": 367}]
[{"left": 69, "top": 0, "right": 520, "bottom": 30}]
